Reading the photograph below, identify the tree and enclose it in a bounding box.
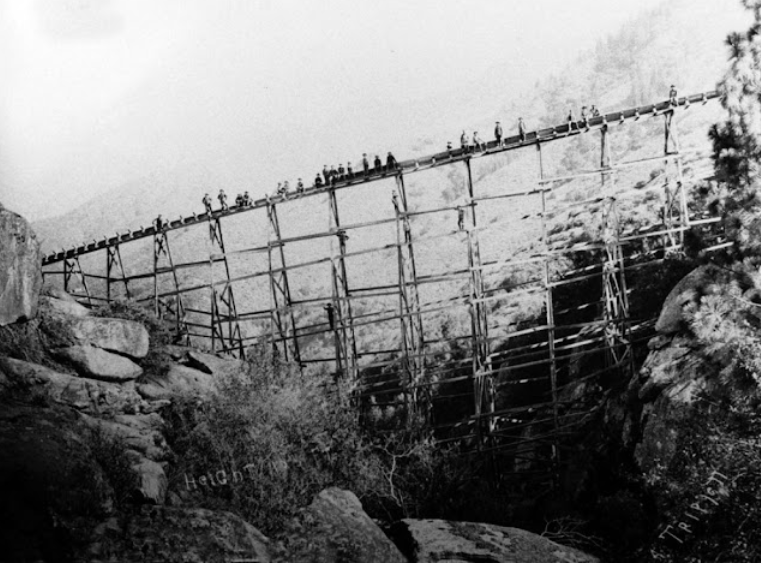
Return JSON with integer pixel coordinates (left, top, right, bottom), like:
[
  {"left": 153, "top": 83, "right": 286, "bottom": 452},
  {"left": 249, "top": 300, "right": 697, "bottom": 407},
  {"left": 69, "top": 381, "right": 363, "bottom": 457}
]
[{"left": 709, "top": 1, "right": 761, "bottom": 259}]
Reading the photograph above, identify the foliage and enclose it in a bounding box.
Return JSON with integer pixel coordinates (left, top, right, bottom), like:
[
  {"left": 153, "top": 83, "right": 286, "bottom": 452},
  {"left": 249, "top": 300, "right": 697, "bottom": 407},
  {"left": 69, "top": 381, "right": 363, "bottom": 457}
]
[
  {"left": 85, "top": 425, "right": 136, "bottom": 508},
  {"left": 164, "top": 349, "right": 471, "bottom": 534},
  {"left": 709, "top": 2, "right": 761, "bottom": 260}
]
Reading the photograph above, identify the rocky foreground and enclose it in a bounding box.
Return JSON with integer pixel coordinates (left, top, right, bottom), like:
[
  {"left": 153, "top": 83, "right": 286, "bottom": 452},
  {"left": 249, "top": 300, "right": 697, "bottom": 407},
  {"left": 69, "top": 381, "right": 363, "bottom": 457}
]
[{"left": 0, "top": 205, "right": 598, "bottom": 561}]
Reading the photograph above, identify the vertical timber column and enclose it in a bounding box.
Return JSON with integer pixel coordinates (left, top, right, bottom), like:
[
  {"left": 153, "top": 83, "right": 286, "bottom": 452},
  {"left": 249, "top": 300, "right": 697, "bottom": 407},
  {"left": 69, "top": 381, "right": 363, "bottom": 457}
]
[
  {"left": 537, "top": 143, "right": 561, "bottom": 477},
  {"left": 463, "top": 158, "right": 495, "bottom": 444},
  {"left": 327, "top": 188, "right": 358, "bottom": 383},
  {"left": 266, "top": 202, "right": 301, "bottom": 366},
  {"left": 152, "top": 229, "right": 188, "bottom": 344},
  {"left": 601, "top": 198, "right": 632, "bottom": 370},
  {"left": 106, "top": 245, "right": 131, "bottom": 302},
  {"left": 394, "top": 173, "right": 427, "bottom": 423},
  {"left": 664, "top": 105, "right": 688, "bottom": 251},
  {"left": 64, "top": 257, "right": 92, "bottom": 305},
  {"left": 206, "top": 215, "right": 243, "bottom": 356}
]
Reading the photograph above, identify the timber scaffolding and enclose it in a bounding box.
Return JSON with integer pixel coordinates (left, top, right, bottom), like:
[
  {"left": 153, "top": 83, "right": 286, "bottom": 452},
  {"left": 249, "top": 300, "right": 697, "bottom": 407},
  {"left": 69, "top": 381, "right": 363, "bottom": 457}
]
[{"left": 43, "top": 90, "right": 727, "bottom": 486}]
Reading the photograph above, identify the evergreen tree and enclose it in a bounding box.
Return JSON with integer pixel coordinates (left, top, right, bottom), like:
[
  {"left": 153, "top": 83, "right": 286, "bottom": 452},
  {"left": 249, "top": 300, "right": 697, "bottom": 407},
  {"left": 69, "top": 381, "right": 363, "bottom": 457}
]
[{"left": 709, "top": 1, "right": 761, "bottom": 259}]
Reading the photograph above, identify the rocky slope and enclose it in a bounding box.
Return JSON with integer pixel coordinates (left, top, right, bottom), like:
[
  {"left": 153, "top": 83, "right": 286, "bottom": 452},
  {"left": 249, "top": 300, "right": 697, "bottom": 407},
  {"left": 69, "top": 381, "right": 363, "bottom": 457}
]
[{"left": 0, "top": 206, "right": 598, "bottom": 562}]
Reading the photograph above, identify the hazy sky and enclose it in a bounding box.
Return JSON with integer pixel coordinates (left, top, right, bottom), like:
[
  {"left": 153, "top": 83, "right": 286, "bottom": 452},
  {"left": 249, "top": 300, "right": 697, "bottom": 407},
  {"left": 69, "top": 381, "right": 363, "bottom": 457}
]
[{"left": 0, "top": 0, "right": 691, "bottom": 221}]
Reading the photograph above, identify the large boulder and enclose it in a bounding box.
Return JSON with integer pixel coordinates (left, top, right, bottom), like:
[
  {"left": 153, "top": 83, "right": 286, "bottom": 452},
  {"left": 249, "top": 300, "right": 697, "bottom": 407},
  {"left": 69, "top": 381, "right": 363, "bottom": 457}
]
[
  {"left": 654, "top": 264, "right": 735, "bottom": 334},
  {"left": 39, "top": 294, "right": 91, "bottom": 318},
  {"left": 0, "top": 207, "right": 42, "bottom": 326},
  {"left": 55, "top": 345, "right": 143, "bottom": 382},
  {"left": 137, "top": 364, "right": 215, "bottom": 400},
  {"left": 392, "top": 519, "right": 598, "bottom": 563},
  {"left": 131, "top": 457, "right": 168, "bottom": 505},
  {"left": 82, "top": 506, "right": 271, "bottom": 562},
  {"left": 65, "top": 317, "right": 150, "bottom": 360},
  {"left": 277, "top": 487, "right": 406, "bottom": 562},
  {"left": 0, "top": 355, "right": 143, "bottom": 416}
]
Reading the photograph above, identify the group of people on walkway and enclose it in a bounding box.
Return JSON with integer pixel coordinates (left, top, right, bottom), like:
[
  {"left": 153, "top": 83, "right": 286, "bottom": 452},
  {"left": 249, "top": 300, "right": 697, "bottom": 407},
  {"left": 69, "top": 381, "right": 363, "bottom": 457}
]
[
  {"left": 198, "top": 86, "right": 681, "bottom": 215},
  {"left": 313, "top": 152, "right": 399, "bottom": 189},
  {"left": 454, "top": 117, "right": 529, "bottom": 156},
  {"left": 202, "top": 190, "right": 254, "bottom": 213}
]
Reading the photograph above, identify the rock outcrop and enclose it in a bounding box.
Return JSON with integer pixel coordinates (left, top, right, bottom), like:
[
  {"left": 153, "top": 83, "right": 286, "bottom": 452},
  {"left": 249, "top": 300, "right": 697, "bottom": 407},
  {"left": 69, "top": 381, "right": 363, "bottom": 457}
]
[
  {"left": 278, "top": 487, "right": 407, "bottom": 562},
  {"left": 82, "top": 506, "right": 271, "bottom": 562},
  {"left": 0, "top": 207, "right": 42, "bottom": 325},
  {"left": 392, "top": 519, "right": 598, "bottom": 563},
  {"left": 137, "top": 364, "right": 214, "bottom": 400}
]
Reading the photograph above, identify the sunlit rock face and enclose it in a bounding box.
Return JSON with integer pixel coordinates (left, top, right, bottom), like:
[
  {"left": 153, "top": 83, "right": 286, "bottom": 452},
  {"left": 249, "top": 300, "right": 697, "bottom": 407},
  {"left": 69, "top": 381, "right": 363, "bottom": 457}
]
[{"left": 0, "top": 206, "right": 42, "bottom": 326}]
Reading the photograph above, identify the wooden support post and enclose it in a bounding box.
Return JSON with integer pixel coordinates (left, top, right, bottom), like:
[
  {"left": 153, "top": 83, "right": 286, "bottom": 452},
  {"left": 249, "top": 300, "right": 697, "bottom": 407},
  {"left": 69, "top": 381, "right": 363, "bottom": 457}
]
[
  {"left": 327, "top": 188, "right": 358, "bottom": 383},
  {"left": 106, "top": 245, "right": 131, "bottom": 302},
  {"left": 394, "top": 173, "right": 427, "bottom": 424},
  {"left": 663, "top": 109, "right": 688, "bottom": 252},
  {"left": 206, "top": 215, "right": 243, "bottom": 356},
  {"left": 538, "top": 142, "right": 561, "bottom": 482},
  {"left": 464, "top": 158, "right": 495, "bottom": 447},
  {"left": 153, "top": 228, "right": 189, "bottom": 345},
  {"left": 600, "top": 123, "right": 612, "bottom": 187},
  {"left": 266, "top": 203, "right": 301, "bottom": 366},
  {"left": 601, "top": 197, "right": 632, "bottom": 370},
  {"left": 64, "top": 257, "right": 91, "bottom": 305}
]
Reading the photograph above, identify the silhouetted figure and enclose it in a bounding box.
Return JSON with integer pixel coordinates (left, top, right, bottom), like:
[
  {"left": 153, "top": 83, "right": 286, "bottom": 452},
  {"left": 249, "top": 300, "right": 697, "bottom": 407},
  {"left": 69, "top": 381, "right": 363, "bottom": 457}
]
[
  {"left": 235, "top": 193, "right": 244, "bottom": 207},
  {"left": 473, "top": 131, "right": 485, "bottom": 152},
  {"left": 202, "top": 193, "right": 213, "bottom": 213},
  {"left": 323, "top": 165, "right": 330, "bottom": 184},
  {"left": 518, "top": 117, "right": 526, "bottom": 143},
  {"left": 447, "top": 141, "right": 453, "bottom": 158},
  {"left": 591, "top": 105, "right": 601, "bottom": 117},
  {"left": 324, "top": 303, "right": 335, "bottom": 330},
  {"left": 457, "top": 206, "right": 465, "bottom": 230},
  {"left": 347, "top": 162, "right": 353, "bottom": 178},
  {"left": 494, "top": 121, "right": 503, "bottom": 146},
  {"left": 243, "top": 191, "right": 252, "bottom": 206},
  {"left": 218, "top": 189, "right": 228, "bottom": 211},
  {"left": 386, "top": 151, "right": 397, "bottom": 172},
  {"left": 362, "top": 153, "right": 370, "bottom": 177},
  {"left": 153, "top": 214, "right": 166, "bottom": 232},
  {"left": 315, "top": 174, "right": 323, "bottom": 188},
  {"left": 391, "top": 189, "right": 399, "bottom": 213},
  {"left": 338, "top": 163, "right": 345, "bottom": 180},
  {"left": 373, "top": 155, "right": 382, "bottom": 173},
  {"left": 581, "top": 106, "right": 590, "bottom": 130},
  {"left": 567, "top": 109, "right": 575, "bottom": 132},
  {"left": 460, "top": 130, "right": 469, "bottom": 153},
  {"left": 669, "top": 84, "right": 678, "bottom": 106},
  {"left": 296, "top": 178, "right": 305, "bottom": 193}
]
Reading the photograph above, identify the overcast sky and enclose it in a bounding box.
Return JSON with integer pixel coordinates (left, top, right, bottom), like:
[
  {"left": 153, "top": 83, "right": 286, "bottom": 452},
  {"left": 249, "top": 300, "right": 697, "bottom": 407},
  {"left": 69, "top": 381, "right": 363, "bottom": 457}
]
[{"left": 0, "top": 0, "right": 701, "bottom": 221}]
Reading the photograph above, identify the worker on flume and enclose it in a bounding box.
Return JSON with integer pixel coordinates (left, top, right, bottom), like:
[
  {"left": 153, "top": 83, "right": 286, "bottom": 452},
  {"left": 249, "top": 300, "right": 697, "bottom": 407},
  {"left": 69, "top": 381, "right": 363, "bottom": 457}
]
[
  {"left": 518, "top": 117, "right": 527, "bottom": 143},
  {"left": 218, "top": 189, "right": 228, "bottom": 211},
  {"left": 202, "top": 193, "right": 213, "bottom": 213},
  {"left": 669, "top": 84, "right": 678, "bottom": 106},
  {"left": 315, "top": 173, "right": 323, "bottom": 188},
  {"left": 494, "top": 121, "right": 503, "bottom": 146},
  {"left": 460, "top": 130, "right": 469, "bottom": 153}
]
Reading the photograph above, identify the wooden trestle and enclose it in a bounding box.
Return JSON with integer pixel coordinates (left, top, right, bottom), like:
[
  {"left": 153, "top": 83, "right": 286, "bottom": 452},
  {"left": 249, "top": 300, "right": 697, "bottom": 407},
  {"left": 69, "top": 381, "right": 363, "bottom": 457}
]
[{"left": 41, "top": 91, "right": 723, "bottom": 481}]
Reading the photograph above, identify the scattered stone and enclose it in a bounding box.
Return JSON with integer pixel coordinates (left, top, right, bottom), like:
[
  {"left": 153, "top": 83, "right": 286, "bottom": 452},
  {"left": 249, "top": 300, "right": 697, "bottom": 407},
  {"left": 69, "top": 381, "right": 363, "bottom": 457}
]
[
  {"left": 278, "top": 487, "right": 406, "bottom": 562},
  {"left": 0, "top": 207, "right": 42, "bottom": 326},
  {"left": 392, "top": 518, "right": 598, "bottom": 563},
  {"left": 55, "top": 345, "right": 143, "bottom": 382},
  {"left": 83, "top": 506, "right": 271, "bottom": 562}
]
